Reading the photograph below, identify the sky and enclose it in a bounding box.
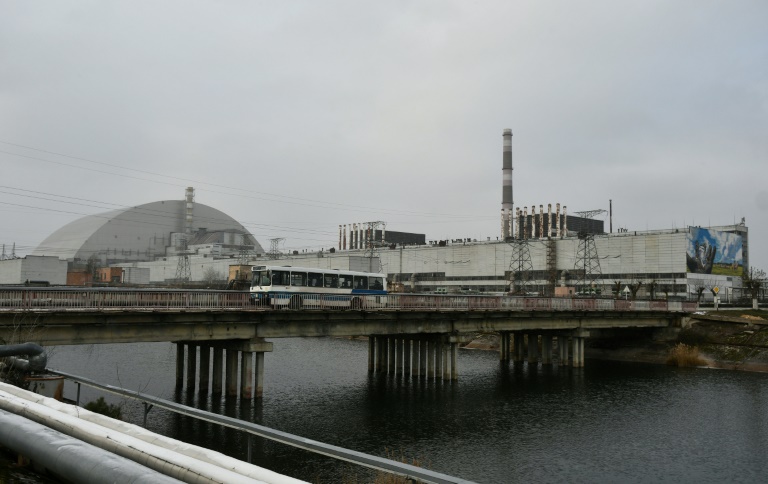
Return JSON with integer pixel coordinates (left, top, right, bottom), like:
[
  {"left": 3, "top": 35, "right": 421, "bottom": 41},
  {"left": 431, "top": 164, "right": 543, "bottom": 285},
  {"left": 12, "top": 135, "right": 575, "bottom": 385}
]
[{"left": 1, "top": 1, "right": 767, "bottom": 269}]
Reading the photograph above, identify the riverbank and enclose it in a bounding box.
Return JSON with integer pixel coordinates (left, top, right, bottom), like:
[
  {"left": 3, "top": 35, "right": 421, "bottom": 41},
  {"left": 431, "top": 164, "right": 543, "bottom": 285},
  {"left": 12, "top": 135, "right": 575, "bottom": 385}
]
[{"left": 461, "top": 309, "right": 768, "bottom": 373}]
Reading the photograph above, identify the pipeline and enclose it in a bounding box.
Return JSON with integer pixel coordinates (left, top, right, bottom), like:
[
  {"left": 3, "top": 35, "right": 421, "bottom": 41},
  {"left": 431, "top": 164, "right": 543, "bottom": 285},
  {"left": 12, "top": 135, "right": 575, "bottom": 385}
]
[
  {"left": 0, "top": 342, "right": 47, "bottom": 372},
  {"left": 0, "top": 381, "right": 304, "bottom": 484},
  {"left": 0, "top": 408, "right": 183, "bottom": 484}
]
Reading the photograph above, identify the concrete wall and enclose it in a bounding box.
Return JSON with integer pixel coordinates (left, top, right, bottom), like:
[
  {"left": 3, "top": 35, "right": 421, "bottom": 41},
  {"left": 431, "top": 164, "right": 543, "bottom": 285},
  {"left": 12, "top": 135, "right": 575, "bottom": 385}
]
[{"left": 0, "top": 256, "right": 67, "bottom": 285}]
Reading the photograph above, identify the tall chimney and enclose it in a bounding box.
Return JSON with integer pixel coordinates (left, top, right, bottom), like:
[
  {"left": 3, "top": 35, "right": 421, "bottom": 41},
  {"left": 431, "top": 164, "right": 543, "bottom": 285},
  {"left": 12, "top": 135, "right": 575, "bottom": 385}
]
[
  {"left": 501, "top": 129, "right": 513, "bottom": 239},
  {"left": 184, "top": 187, "right": 194, "bottom": 235}
]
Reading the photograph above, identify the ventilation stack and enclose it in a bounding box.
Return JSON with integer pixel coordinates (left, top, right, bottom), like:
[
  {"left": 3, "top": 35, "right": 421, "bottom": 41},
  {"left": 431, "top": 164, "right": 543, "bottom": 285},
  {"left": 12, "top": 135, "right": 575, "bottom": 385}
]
[{"left": 501, "top": 129, "right": 513, "bottom": 240}]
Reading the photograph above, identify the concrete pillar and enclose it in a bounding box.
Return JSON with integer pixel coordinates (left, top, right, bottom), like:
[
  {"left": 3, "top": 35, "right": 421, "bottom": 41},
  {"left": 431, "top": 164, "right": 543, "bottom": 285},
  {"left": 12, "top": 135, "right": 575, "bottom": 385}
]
[
  {"left": 396, "top": 338, "right": 404, "bottom": 375},
  {"left": 563, "top": 337, "right": 570, "bottom": 366},
  {"left": 186, "top": 344, "right": 197, "bottom": 391},
  {"left": 403, "top": 339, "right": 411, "bottom": 376},
  {"left": 368, "top": 337, "right": 375, "bottom": 373},
  {"left": 541, "top": 335, "right": 552, "bottom": 365},
  {"left": 514, "top": 333, "right": 525, "bottom": 362},
  {"left": 241, "top": 352, "right": 253, "bottom": 399},
  {"left": 226, "top": 349, "right": 238, "bottom": 397},
  {"left": 419, "top": 340, "right": 427, "bottom": 377},
  {"left": 527, "top": 334, "right": 538, "bottom": 364},
  {"left": 442, "top": 339, "right": 450, "bottom": 381},
  {"left": 427, "top": 339, "right": 436, "bottom": 378},
  {"left": 212, "top": 347, "right": 223, "bottom": 394},
  {"left": 175, "top": 343, "right": 184, "bottom": 388},
  {"left": 388, "top": 337, "right": 396, "bottom": 374},
  {"left": 575, "top": 337, "right": 585, "bottom": 367},
  {"left": 376, "top": 336, "right": 387, "bottom": 373},
  {"left": 436, "top": 338, "right": 444, "bottom": 380},
  {"left": 255, "top": 352, "right": 265, "bottom": 398},
  {"left": 499, "top": 332, "right": 508, "bottom": 361},
  {"left": 199, "top": 345, "right": 210, "bottom": 393},
  {"left": 450, "top": 342, "right": 458, "bottom": 380}
]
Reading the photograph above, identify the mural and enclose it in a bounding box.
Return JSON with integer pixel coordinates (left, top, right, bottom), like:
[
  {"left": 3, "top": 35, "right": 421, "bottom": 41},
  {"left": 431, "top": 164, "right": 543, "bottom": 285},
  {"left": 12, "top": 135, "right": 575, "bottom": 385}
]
[{"left": 686, "top": 227, "right": 743, "bottom": 276}]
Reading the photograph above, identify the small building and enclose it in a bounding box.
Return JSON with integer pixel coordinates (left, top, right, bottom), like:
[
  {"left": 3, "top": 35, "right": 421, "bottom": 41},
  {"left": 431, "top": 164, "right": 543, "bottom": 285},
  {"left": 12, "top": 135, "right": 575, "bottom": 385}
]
[
  {"left": 66, "top": 270, "right": 92, "bottom": 286},
  {"left": 0, "top": 256, "right": 68, "bottom": 285},
  {"left": 95, "top": 267, "right": 123, "bottom": 284}
]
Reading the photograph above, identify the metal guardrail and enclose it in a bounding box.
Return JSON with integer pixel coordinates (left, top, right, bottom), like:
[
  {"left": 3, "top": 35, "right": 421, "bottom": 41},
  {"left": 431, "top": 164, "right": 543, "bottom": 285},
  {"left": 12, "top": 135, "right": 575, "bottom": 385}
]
[
  {"left": 0, "top": 287, "right": 698, "bottom": 313},
  {"left": 50, "top": 369, "right": 475, "bottom": 484}
]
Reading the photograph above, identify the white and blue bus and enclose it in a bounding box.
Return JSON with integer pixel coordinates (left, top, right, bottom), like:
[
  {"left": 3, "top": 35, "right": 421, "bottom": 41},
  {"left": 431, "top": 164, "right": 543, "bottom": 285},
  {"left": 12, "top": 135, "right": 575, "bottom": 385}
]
[{"left": 250, "top": 265, "right": 387, "bottom": 309}]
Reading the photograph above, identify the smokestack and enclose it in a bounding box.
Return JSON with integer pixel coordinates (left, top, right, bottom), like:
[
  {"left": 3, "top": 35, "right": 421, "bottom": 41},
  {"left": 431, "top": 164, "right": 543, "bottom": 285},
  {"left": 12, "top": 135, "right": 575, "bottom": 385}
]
[
  {"left": 539, "top": 205, "right": 544, "bottom": 239},
  {"left": 563, "top": 205, "right": 568, "bottom": 236},
  {"left": 530, "top": 205, "right": 537, "bottom": 238},
  {"left": 610, "top": 199, "right": 613, "bottom": 233},
  {"left": 501, "top": 129, "right": 513, "bottom": 239},
  {"left": 338, "top": 225, "right": 342, "bottom": 250},
  {"left": 523, "top": 207, "right": 528, "bottom": 239},
  {"left": 556, "top": 203, "right": 561, "bottom": 237},
  {"left": 343, "top": 225, "right": 347, "bottom": 250},
  {"left": 547, "top": 204, "right": 552, "bottom": 238},
  {"left": 184, "top": 187, "right": 194, "bottom": 235},
  {"left": 515, "top": 208, "right": 521, "bottom": 240}
]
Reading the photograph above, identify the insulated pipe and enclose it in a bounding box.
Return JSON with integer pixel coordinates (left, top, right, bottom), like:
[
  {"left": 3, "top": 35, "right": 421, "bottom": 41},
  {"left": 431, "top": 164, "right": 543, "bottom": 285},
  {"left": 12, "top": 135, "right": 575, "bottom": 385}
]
[
  {"left": 0, "top": 343, "right": 47, "bottom": 372},
  {"left": 0, "top": 409, "right": 184, "bottom": 484},
  {"left": 0, "top": 384, "right": 290, "bottom": 484},
  {"left": 501, "top": 129, "right": 513, "bottom": 239}
]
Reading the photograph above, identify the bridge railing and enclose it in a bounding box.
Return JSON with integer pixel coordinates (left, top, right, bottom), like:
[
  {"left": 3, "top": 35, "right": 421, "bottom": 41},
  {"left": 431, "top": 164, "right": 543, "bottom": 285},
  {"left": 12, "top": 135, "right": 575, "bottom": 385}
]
[{"left": 0, "top": 287, "right": 698, "bottom": 312}]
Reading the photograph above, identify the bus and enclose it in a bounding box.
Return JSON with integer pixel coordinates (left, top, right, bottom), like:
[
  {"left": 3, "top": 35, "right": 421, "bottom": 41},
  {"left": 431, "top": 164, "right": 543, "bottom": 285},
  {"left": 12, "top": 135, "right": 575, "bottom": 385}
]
[{"left": 250, "top": 265, "right": 387, "bottom": 309}]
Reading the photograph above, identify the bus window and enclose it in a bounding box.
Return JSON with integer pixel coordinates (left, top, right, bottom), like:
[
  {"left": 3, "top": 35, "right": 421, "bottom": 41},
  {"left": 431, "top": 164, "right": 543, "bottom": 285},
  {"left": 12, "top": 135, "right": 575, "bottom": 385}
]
[
  {"left": 253, "top": 270, "right": 270, "bottom": 286},
  {"left": 339, "top": 276, "right": 353, "bottom": 289},
  {"left": 291, "top": 272, "right": 307, "bottom": 286},
  {"left": 308, "top": 273, "right": 322, "bottom": 287},
  {"left": 272, "top": 270, "right": 289, "bottom": 286},
  {"left": 370, "top": 277, "right": 384, "bottom": 290},
  {"left": 354, "top": 276, "right": 368, "bottom": 290},
  {"left": 324, "top": 274, "right": 339, "bottom": 288}
]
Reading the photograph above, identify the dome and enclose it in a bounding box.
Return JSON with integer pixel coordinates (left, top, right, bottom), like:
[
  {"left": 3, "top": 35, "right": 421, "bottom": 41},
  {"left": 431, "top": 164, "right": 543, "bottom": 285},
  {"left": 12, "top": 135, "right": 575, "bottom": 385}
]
[{"left": 32, "top": 200, "right": 263, "bottom": 263}]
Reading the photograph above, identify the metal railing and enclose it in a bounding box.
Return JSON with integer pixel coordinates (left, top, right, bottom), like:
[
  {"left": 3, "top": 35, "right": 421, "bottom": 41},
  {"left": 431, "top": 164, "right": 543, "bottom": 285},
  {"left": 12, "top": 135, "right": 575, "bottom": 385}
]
[
  {"left": 0, "top": 287, "right": 698, "bottom": 313},
  {"left": 50, "top": 369, "right": 475, "bottom": 484}
]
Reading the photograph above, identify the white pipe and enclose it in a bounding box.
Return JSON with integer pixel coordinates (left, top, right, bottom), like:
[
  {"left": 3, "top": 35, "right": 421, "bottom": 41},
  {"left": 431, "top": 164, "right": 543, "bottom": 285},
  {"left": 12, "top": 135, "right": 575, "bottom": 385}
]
[
  {"left": 1, "top": 387, "right": 301, "bottom": 484},
  {"left": 0, "top": 382, "right": 304, "bottom": 484},
  {"left": 0, "top": 408, "right": 184, "bottom": 484}
]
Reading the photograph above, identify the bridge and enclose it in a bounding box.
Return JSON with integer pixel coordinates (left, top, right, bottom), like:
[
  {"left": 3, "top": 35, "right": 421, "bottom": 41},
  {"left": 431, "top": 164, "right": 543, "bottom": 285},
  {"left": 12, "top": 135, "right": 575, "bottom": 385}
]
[{"left": 0, "top": 287, "right": 696, "bottom": 398}]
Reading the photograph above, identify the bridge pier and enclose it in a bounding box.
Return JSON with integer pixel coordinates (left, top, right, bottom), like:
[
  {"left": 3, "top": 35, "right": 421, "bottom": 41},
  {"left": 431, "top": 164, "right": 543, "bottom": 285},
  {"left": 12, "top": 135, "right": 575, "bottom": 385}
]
[
  {"left": 368, "top": 335, "right": 457, "bottom": 381},
  {"left": 527, "top": 333, "right": 539, "bottom": 365},
  {"left": 175, "top": 339, "right": 273, "bottom": 399},
  {"left": 514, "top": 333, "right": 525, "bottom": 363},
  {"left": 541, "top": 335, "right": 553, "bottom": 365}
]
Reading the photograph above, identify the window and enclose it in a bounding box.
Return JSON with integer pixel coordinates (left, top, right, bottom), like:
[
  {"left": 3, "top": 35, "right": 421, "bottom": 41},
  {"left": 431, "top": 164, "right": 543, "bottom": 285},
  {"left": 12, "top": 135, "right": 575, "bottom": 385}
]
[
  {"left": 324, "top": 274, "right": 339, "bottom": 288},
  {"left": 354, "top": 276, "right": 368, "bottom": 290},
  {"left": 339, "top": 275, "right": 353, "bottom": 289},
  {"left": 369, "top": 277, "right": 384, "bottom": 290},
  {"left": 291, "top": 272, "right": 307, "bottom": 286},
  {"left": 272, "top": 270, "right": 290, "bottom": 286},
  {"left": 308, "top": 273, "right": 322, "bottom": 287},
  {"left": 253, "top": 270, "right": 270, "bottom": 286}
]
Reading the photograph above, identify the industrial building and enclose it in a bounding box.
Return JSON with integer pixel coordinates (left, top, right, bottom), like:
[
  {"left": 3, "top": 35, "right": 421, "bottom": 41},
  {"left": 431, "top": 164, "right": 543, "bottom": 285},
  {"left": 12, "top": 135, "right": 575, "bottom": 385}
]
[{"left": 2, "top": 130, "right": 753, "bottom": 300}]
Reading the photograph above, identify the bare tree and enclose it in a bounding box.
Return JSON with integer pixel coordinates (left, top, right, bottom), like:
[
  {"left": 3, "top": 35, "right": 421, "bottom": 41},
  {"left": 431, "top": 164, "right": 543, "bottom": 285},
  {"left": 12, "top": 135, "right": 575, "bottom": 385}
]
[
  {"left": 202, "top": 267, "right": 226, "bottom": 288},
  {"left": 742, "top": 267, "right": 766, "bottom": 309}
]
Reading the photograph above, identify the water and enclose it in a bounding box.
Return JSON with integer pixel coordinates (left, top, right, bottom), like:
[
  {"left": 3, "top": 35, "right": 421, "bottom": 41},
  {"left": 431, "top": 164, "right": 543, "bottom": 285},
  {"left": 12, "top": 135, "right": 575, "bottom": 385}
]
[{"left": 44, "top": 339, "right": 768, "bottom": 483}]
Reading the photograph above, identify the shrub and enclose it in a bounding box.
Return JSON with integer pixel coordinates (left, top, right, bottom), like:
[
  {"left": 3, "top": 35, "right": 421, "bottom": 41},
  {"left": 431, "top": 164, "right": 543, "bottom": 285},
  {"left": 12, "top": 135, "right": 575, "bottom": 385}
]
[
  {"left": 84, "top": 396, "right": 123, "bottom": 420},
  {"left": 666, "top": 343, "right": 706, "bottom": 367}
]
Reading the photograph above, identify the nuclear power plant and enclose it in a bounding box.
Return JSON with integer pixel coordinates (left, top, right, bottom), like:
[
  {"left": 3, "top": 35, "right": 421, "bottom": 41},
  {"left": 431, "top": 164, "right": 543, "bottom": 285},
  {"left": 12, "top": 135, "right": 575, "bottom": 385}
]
[{"left": 0, "top": 130, "right": 751, "bottom": 300}]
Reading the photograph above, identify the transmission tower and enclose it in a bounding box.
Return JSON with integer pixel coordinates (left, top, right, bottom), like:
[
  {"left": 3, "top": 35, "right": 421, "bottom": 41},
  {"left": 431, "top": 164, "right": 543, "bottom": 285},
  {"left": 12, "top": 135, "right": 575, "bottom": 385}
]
[
  {"left": 364, "top": 221, "right": 386, "bottom": 272},
  {"left": 268, "top": 238, "right": 285, "bottom": 260},
  {"left": 574, "top": 232, "right": 602, "bottom": 295},
  {"left": 507, "top": 239, "right": 534, "bottom": 295},
  {"left": 174, "top": 236, "right": 191, "bottom": 283},
  {"left": 237, "top": 240, "right": 251, "bottom": 265}
]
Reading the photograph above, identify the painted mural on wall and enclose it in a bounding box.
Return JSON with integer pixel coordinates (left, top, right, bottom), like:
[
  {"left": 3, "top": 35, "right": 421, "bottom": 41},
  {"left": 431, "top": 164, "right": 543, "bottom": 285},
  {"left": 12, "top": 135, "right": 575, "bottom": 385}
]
[{"left": 686, "top": 227, "right": 743, "bottom": 276}]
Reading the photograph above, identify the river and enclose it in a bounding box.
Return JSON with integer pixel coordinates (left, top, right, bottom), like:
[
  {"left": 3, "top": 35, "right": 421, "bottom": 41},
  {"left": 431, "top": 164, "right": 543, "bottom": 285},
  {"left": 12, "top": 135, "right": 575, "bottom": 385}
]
[{"left": 29, "top": 338, "right": 768, "bottom": 483}]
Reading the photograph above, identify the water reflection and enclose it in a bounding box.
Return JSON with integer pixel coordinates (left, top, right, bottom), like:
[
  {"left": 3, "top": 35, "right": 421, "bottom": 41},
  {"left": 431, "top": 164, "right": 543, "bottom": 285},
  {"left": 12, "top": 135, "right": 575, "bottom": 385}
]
[{"left": 48, "top": 339, "right": 768, "bottom": 483}]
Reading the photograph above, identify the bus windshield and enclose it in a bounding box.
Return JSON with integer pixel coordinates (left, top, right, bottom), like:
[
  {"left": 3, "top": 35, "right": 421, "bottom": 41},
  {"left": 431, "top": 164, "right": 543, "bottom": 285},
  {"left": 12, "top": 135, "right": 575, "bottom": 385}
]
[{"left": 253, "top": 270, "right": 270, "bottom": 287}]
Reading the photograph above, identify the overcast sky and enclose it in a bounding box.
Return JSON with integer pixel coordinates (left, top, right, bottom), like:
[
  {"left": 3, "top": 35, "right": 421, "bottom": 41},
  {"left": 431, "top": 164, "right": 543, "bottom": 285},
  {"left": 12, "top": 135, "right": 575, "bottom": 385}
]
[{"left": 1, "top": 1, "right": 766, "bottom": 269}]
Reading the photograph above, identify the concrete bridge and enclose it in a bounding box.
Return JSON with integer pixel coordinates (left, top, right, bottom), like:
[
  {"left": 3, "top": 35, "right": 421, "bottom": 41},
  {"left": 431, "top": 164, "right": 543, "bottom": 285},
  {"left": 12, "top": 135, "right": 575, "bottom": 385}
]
[{"left": 0, "top": 287, "right": 697, "bottom": 398}]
